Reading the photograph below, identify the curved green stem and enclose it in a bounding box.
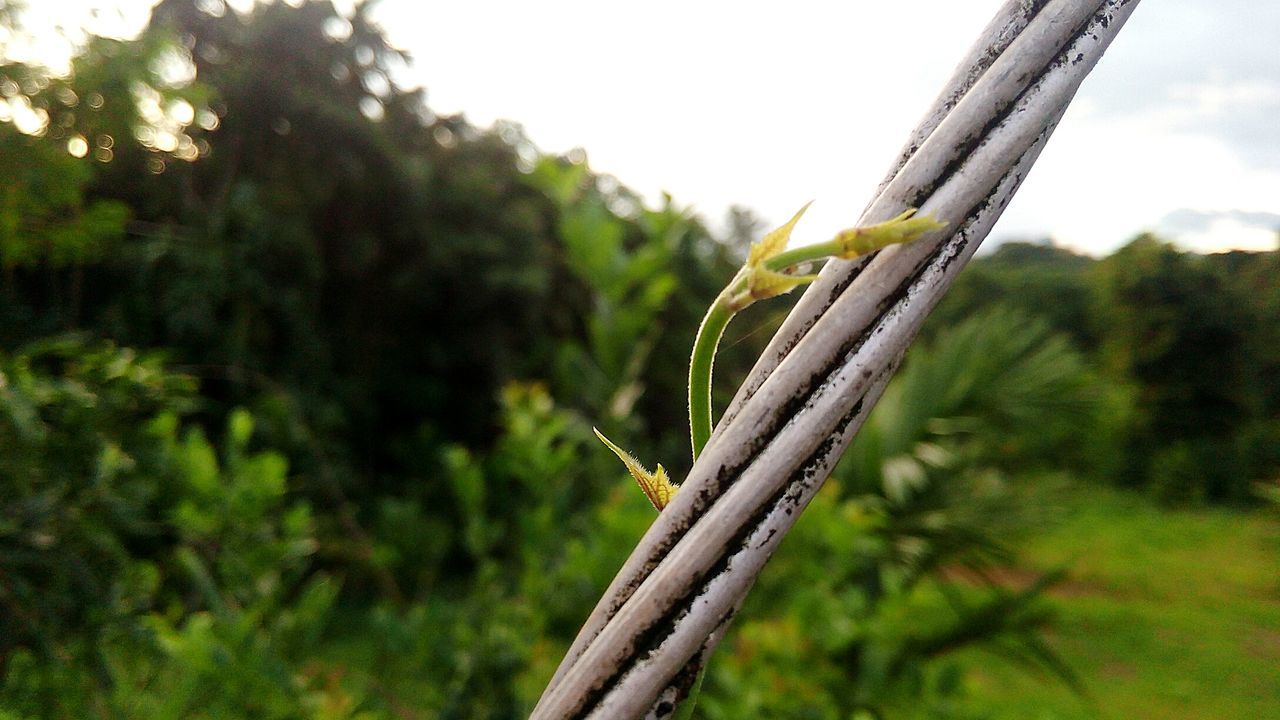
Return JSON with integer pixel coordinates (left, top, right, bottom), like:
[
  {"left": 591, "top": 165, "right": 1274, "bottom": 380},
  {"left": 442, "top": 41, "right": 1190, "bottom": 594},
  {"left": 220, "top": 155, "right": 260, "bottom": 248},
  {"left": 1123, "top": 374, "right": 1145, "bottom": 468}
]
[
  {"left": 688, "top": 292, "right": 735, "bottom": 460},
  {"left": 763, "top": 239, "right": 843, "bottom": 272},
  {"left": 687, "top": 248, "right": 836, "bottom": 460}
]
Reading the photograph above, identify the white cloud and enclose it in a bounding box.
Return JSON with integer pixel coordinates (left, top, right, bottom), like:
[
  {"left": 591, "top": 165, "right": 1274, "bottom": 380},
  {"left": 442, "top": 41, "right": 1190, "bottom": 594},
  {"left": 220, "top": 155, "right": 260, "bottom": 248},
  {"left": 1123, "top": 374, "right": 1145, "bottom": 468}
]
[
  {"left": 1172, "top": 217, "right": 1278, "bottom": 254},
  {"left": 995, "top": 93, "right": 1280, "bottom": 254}
]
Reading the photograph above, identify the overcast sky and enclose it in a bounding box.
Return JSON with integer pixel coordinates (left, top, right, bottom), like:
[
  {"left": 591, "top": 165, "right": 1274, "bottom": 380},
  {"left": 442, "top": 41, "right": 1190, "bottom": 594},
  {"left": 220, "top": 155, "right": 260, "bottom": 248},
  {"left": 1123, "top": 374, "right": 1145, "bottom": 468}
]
[{"left": 12, "top": 0, "right": 1280, "bottom": 255}]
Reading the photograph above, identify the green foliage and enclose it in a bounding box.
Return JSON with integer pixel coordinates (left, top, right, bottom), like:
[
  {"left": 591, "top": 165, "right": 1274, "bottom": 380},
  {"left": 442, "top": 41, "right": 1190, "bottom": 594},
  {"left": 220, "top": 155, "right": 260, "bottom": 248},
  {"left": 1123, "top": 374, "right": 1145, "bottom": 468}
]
[
  {"left": 0, "top": 125, "right": 130, "bottom": 337},
  {"left": 930, "top": 242, "right": 1097, "bottom": 351},
  {"left": 939, "top": 238, "right": 1280, "bottom": 502},
  {"left": 0, "top": 339, "right": 196, "bottom": 676},
  {"left": 851, "top": 307, "right": 1103, "bottom": 478},
  {"left": 0, "top": 126, "right": 129, "bottom": 269},
  {"left": 1092, "top": 235, "right": 1275, "bottom": 500},
  {"left": 0, "top": 339, "right": 354, "bottom": 719},
  {"left": 526, "top": 156, "right": 679, "bottom": 421},
  {"left": 316, "top": 382, "right": 657, "bottom": 718},
  {"left": 525, "top": 155, "right": 738, "bottom": 475}
]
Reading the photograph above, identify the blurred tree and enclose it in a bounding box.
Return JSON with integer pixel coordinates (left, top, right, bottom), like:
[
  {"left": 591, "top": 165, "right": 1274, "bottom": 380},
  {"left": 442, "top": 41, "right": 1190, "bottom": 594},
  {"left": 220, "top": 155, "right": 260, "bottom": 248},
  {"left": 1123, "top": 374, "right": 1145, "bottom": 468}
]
[
  {"left": 0, "top": 0, "right": 760, "bottom": 603},
  {"left": 0, "top": 339, "right": 196, "bottom": 687},
  {"left": 931, "top": 241, "right": 1097, "bottom": 350},
  {"left": 0, "top": 125, "right": 129, "bottom": 331},
  {"left": 1092, "top": 235, "right": 1267, "bottom": 500},
  {"left": 103, "top": 0, "right": 572, "bottom": 448},
  {"left": 936, "top": 237, "right": 1280, "bottom": 501},
  {"left": 0, "top": 338, "right": 354, "bottom": 719},
  {"left": 0, "top": 1, "right": 587, "bottom": 573},
  {"left": 525, "top": 155, "right": 740, "bottom": 474}
]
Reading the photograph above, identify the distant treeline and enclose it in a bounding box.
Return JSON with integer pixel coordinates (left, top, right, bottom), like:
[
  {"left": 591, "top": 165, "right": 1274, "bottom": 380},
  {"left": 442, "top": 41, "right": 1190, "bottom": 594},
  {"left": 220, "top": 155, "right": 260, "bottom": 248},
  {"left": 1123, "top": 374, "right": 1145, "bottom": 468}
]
[{"left": 937, "top": 238, "right": 1280, "bottom": 501}]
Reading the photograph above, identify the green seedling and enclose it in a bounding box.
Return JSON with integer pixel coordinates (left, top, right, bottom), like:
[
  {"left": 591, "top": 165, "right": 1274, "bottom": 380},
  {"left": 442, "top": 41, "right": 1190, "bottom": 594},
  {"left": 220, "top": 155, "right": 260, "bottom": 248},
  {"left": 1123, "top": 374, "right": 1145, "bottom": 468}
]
[{"left": 592, "top": 202, "right": 945, "bottom": 716}]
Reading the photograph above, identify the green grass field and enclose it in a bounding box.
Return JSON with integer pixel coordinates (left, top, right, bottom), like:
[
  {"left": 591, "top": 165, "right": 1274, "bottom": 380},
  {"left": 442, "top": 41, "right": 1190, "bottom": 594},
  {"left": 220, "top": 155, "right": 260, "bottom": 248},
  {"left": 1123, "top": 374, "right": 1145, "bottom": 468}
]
[{"left": 960, "top": 483, "right": 1280, "bottom": 719}]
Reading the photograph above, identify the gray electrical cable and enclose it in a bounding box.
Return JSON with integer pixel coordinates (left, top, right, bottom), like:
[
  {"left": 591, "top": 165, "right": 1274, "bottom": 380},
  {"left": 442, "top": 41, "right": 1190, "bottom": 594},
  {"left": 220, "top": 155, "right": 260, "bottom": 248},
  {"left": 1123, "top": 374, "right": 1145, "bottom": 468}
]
[{"left": 532, "top": 1, "right": 1143, "bottom": 717}]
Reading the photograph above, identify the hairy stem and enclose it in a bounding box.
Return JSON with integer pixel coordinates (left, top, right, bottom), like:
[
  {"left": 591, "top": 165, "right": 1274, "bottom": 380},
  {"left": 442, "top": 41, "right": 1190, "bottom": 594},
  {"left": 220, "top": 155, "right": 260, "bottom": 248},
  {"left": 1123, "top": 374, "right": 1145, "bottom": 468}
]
[{"left": 688, "top": 289, "right": 737, "bottom": 460}]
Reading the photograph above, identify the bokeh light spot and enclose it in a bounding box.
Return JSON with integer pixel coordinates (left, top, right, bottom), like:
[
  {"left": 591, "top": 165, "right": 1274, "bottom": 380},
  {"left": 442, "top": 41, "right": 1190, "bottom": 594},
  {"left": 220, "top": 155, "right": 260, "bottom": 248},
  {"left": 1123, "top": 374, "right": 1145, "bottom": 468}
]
[
  {"left": 196, "top": 109, "right": 220, "bottom": 131},
  {"left": 195, "top": 0, "right": 227, "bottom": 18},
  {"left": 362, "top": 71, "right": 390, "bottom": 98},
  {"left": 154, "top": 131, "right": 178, "bottom": 153},
  {"left": 432, "top": 125, "right": 456, "bottom": 148},
  {"left": 359, "top": 96, "right": 384, "bottom": 122},
  {"left": 168, "top": 99, "right": 195, "bottom": 125},
  {"left": 67, "top": 135, "right": 89, "bottom": 158},
  {"left": 323, "top": 16, "right": 353, "bottom": 42}
]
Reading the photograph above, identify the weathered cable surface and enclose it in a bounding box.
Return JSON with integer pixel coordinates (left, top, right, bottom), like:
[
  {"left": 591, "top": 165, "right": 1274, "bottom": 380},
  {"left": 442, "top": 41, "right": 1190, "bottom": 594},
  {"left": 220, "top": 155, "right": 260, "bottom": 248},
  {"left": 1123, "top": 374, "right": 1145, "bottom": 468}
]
[{"left": 533, "top": 1, "right": 1142, "bottom": 717}]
